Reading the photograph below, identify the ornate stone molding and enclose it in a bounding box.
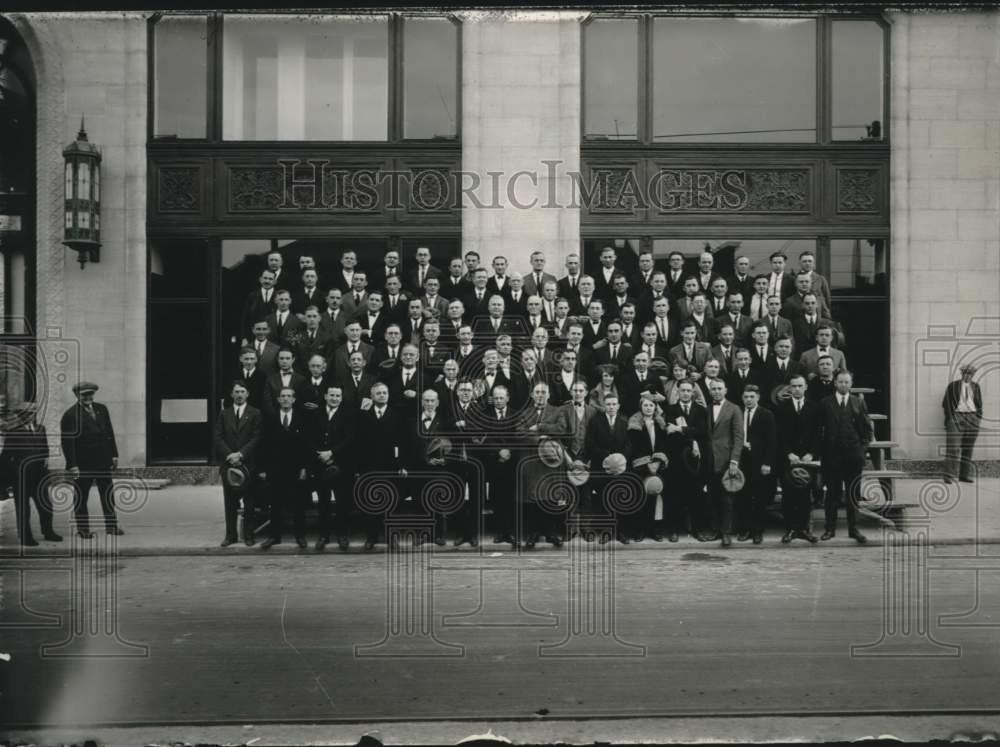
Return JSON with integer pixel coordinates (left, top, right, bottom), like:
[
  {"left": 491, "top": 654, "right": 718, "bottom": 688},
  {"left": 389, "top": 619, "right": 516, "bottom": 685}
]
[
  {"left": 837, "top": 167, "right": 881, "bottom": 214},
  {"left": 157, "top": 166, "right": 201, "bottom": 213}
]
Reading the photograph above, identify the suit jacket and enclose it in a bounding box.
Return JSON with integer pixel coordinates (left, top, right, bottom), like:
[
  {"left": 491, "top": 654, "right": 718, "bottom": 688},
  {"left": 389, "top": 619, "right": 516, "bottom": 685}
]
[
  {"left": 337, "top": 371, "right": 378, "bottom": 410},
  {"left": 584, "top": 411, "right": 632, "bottom": 466},
  {"left": 509, "top": 368, "right": 546, "bottom": 411},
  {"left": 266, "top": 310, "right": 304, "bottom": 346},
  {"left": 298, "top": 374, "right": 335, "bottom": 414},
  {"left": 664, "top": 270, "right": 688, "bottom": 301},
  {"left": 292, "top": 329, "right": 334, "bottom": 372},
  {"left": 717, "top": 314, "right": 753, "bottom": 349},
  {"left": 686, "top": 313, "right": 718, "bottom": 344},
  {"left": 570, "top": 294, "right": 600, "bottom": 318},
  {"left": 357, "top": 309, "right": 390, "bottom": 347},
  {"left": 406, "top": 264, "right": 443, "bottom": 295},
  {"left": 441, "top": 274, "right": 472, "bottom": 301},
  {"left": 617, "top": 371, "right": 664, "bottom": 416},
  {"left": 340, "top": 290, "right": 370, "bottom": 319},
  {"left": 485, "top": 276, "right": 513, "bottom": 301},
  {"left": 329, "top": 269, "right": 358, "bottom": 294},
  {"left": 819, "top": 393, "right": 873, "bottom": 466},
  {"left": 763, "top": 272, "right": 797, "bottom": 301},
  {"left": 556, "top": 401, "right": 600, "bottom": 458},
  {"left": 2, "top": 422, "right": 50, "bottom": 483},
  {"left": 523, "top": 271, "right": 558, "bottom": 298},
  {"left": 662, "top": 402, "right": 708, "bottom": 463},
  {"left": 461, "top": 289, "right": 493, "bottom": 323},
  {"left": 791, "top": 316, "right": 845, "bottom": 356},
  {"left": 557, "top": 275, "right": 583, "bottom": 301},
  {"left": 607, "top": 294, "right": 637, "bottom": 318},
  {"left": 381, "top": 293, "right": 412, "bottom": 324},
  {"left": 942, "top": 379, "right": 984, "bottom": 421},
  {"left": 710, "top": 344, "right": 737, "bottom": 376},
  {"left": 695, "top": 271, "right": 724, "bottom": 295},
  {"left": 669, "top": 341, "right": 713, "bottom": 372},
  {"left": 799, "top": 347, "right": 847, "bottom": 377},
  {"left": 248, "top": 340, "right": 280, "bottom": 376},
  {"left": 781, "top": 293, "right": 832, "bottom": 323},
  {"left": 357, "top": 406, "right": 406, "bottom": 474},
  {"left": 420, "top": 294, "right": 451, "bottom": 321},
  {"left": 629, "top": 270, "right": 657, "bottom": 297},
  {"left": 728, "top": 274, "right": 756, "bottom": 307},
  {"left": 261, "top": 410, "right": 311, "bottom": 478},
  {"left": 762, "top": 315, "right": 794, "bottom": 345},
  {"left": 635, "top": 289, "right": 671, "bottom": 327},
  {"left": 707, "top": 399, "right": 744, "bottom": 474},
  {"left": 234, "top": 366, "right": 268, "bottom": 411},
  {"left": 726, "top": 368, "right": 766, "bottom": 404},
  {"left": 473, "top": 316, "right": 523, "bottom": 343},
  {"left": 795, "top": 271, "right": 832, "bottom": 310},
  {"left": 241, "top": 288, "right": 277, "bottom": 342},
  {"left": 741, "top": 405, "right": 777, "bottom": 476},
  {"left": 368, "top": 265, "right": 403, "bottom": 294},
  {"left": 592, "top": 266, "right": 621, "bottom": 304},
  {"left": 547, "top": 370, "right": 580, "bottom": 407},
  {"left": 291, "top": 286, "right": 326, "bottom": 316},
  {"left": 581, "top": 320, "right": 609, "bottom": 348},
  {"left": 761, "top": 357, "right": 805, "bottom": 404},
  {"left": 318, "top": 309, "right": 349, "bottom": 348},
  {"left": 398, "top": 316, "right": 429, "bottom": 345},
  {"left": 60, "top": 402, "right": 118, "bottom": 471},
  {"left": 592, "top": 341, "right": 634, "bottom": 371},
  {"left": 383, "top": 365, "right": 423, "bottom": 421},
  {"left": 310, "top": 405, "right": 357, "bottom": 472},
  {"left": 213, "top": 404, "right": 262, "bottom": 471},
  {"left": 708, "top": 296, "right": 731, "bottom": 317},
  {"left": 330, "top": 341, "right": 374, "bottom": 382},
  {"left": 776, "top": 398, "right": 821, "bottom": 470}
]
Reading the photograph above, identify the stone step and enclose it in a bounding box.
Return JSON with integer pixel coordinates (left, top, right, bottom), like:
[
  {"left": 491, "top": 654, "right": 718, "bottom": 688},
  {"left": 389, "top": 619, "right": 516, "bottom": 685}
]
[
  {"left": 862, "top": 470, "right": 910, "bottom": 480},
  {"left": 868, "top": 440, "right": 897, "bottom": 450},
  {"left": 113, "top": 477, "right": 171, "bottom": 490}
]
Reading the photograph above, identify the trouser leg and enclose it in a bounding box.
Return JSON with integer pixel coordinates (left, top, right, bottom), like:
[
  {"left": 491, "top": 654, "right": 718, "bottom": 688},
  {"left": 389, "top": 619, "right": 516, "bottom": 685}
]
[
  {"left": 824, "top": 468, "right": 842, "bottom": 532},
  {"left": 222, "top": 483, "right": 239, "bottom": 540},
  {"left": 74, "top": 476, "right": 94, "bottom": 534},
  {"left": 944, "top": 419, "right": 961, "bottom": 479},
  {"left": 959, "top": 414, "right": 981, "bottom": 480},
  {"left": 96, "top": 477, "right": 117, "bottom": 530}
]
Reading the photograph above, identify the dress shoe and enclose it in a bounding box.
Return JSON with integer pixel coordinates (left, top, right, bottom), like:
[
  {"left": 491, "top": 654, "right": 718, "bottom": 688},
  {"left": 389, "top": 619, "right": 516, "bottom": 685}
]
[
  {"left": 803, "top": 532, "right": 819, "bottom": 544},
  {"left": 510, "top": 539, "right": 520, "bottom": 550},
  {"left": 524, "top": 538, "right": 536, "bottom": 549},
  {"left": 315, "top": 537, "right": 328, "bottom": 551},
  {"left": 632, "top": 533, "right": 644, "bottom": 543},
  {"left": 960, "top": 477, "right": 975, "bottom": 483},
  {"left": 737, "top": 532, "right": 751, "bottom": 542},
  {"left": 260, "top": 537, "right": 280, "bottom": 550},
  {"left": 780, "top": 531, "right": 794, "bottom": 544},
  {"left": 469, "top": 537, "right": 479, "bottom": 548},
  {"left": 363, "top": 538, "right": 376, "bottom": 551},
  {"left": 338, "top": 536, "right": 350, "bottom": 551},
  {"left": 820, "top": 530, "right": 835, "bottom": 541},
  {"left": 617, "top": 533, "right": 630, "bottom": 545},
  {"left": 493, "top": 535, "right": 505, "bottom": 544},
  {"left": 295, "top": 536, "right": 307, "bottom": 549},
  {"left": 943, "top": 476, "right": 955, "bottom": 484},
  {"left": 849, "top": 530, "right": 868, "bottom": 544},
  {"left": 668, "top": 533, "right": 679, "bottom": 543},
  {"left": 721, "top": 534, "right": 732, "bottom": 548},
  {"left": 650, "top": 533, "right": 664, "bottom": 542},
  {"left": 220, "top": 537, "right": 238, "bottom": 548},
  {"left": 752, "top": 533, "right": 763, "bottom": 545},
  {"left": 108, "top": 527, "right": 124, "bottom": 536},
  {"left": 550, "top": 536, "right": 563, "bottom": 548},
  {"left": 21, "top": 536, "right": 39, "bottom": 547},
  {"left": 453, "top": 536, "right": 468, "bottom": 547},
  {"left": 244, "top": 536, "right": 256, "bottom": 547},
  {"left": 43, "top": 532, "right": 63, "bottom": 542},
  {"left": 77, "top": 530, "right": 94, "bottom": 539},
  {"left": 704, "top": 532, "right": 722, "bottom": 542},
  {"left": 434, "top": 537, "right": 447, "bottom": 547}
]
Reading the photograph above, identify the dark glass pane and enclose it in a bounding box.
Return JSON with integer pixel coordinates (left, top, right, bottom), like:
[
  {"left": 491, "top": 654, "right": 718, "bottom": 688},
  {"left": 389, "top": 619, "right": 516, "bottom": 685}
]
[
  {"left": 150, "top": 239, "right": 210, "bottom": 299},
  {"left": 652, "top": 17, "right": 816, "bottom": 142},
  {"left": 222, "top": 15, "right": 388, "bottom": 141},
  {"left": 829, "top": 238, "right": 887, "bottom": 295},
  {"left": 832, "top": 21, "right": 884, "bottom": 141},
  {"left": 584, "top": 18, "right": 639, "bottom": 140},
  {"left": 149, "top": 303, "right": 210, "bottom": 460},
  {"left": 830, "top": 298, "right": 888, "bottom": 415},
  {"left": 404, "top": 18, "right": 458, "bottom": 139},
  {"left": 154, "top": 15, "right": 208, "bottom": 139}
]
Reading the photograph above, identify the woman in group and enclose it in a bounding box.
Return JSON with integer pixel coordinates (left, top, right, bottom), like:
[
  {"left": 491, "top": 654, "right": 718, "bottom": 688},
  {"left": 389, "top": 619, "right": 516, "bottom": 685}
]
[
  {"left": 589, "top": 364, "right": 621, "bottom": 413},
  {"left": 664, "top": 362, "right": 707, "bottom": 407},
  {"left": 627, "top": 392, "right": 670, "bottom": 542}
]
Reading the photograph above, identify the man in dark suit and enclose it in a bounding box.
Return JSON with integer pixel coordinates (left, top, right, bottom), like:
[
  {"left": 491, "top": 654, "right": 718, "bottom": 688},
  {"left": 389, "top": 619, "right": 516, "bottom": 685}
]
[
  {"left": 485, "top": 256, "right": 514, "bottom": 300},
  {"left": 796, "top": 250, "right": 832, "bottom": 311},
  {"left": 384, "top": 344, "right": 423, "bottom": 424},
  {"left": 381, "top": 276, "right": 411, "bottom": 324},
  {"left": 248, "top": 322, "right": 280, "bottom": 376},
  {"left": 418, "top": 321, "right": 452, "bottom": 379},
  {"left": 450, "top": 379, "right": 486, "bottom": 546},
  {"left": 358, "top": 291, "right": 390, "bottom": 347},
  {"left": 299, "top": 354, "right": 334, "bottom": 414},
  {"left": 331, "top": 321, "right": 373, "bottom": 383},
  {"left": 584, "top": 392, "right": 634, "bottom": 544},
  {"left": 240, "top": 269, "right": 277, "bottom": 345},
  {"left": 462, "top": 268, "right": 493, "bottom": 323},
  {"left": 3, "top": 403, "right": 59, "bottom": 545},
  {"left": 504, "top": 273, "right": 530, "bottom": 321},
  {"left": 762, "top": 296, "right": 794, "bottom": 347},
  {"left": 705, "top": 379, "right": 744, "bottom": 547},
  {"left": 266, "top": 290, "right": 304, "bottom": 346},
  {"left": 60, "top": 382, "right": 120, "bottom": 538},
  {"left": 338, "top": 350, "right": 377, "bottom": 410},
  {"left": 235, "top": 346, "right": 268, "bottom": 410},
  {"left": 726, "top": 349, "right": 765, "bottom": 405},
  {"left": 728, "top": 255, "right": 755, "bottom": 307},
  {"left": 807, "top": 355, "right": 839, "bottom": 402},
  {"left": 819, "top": 370, "right": 873, "bottom": 544},
  {"left": 370, "top": 324, "right": 406, "bottom": 372},
  {"left": 368, "top": 249, "right": 403, "bottom": 294},
  {"left": 291, "top": 268, "right": 325, "bottom": 318},
  {"left": 943, "top": 363, "right": 984, "bottom": 484},
  {"left": 748, "top": 322, "right": 774, "bottom": 371},
  {"left": 213, "top": 380, "right": 262, "bottom": 546},
  {"left": 635, "top": 272, "right": 671, "bottom": 327},
  {"left": 695, "top": 250, "right": 724, "bottom": 295},
  {"left": 310, "top": 385, "right": 357, "bottom": 550},
  {"left": 629, "top": 250, "right": 657, "bottom": 297},
  {"left": 356, "top": 383, "right": 408, "bottom": 550},
  {"left": 664, "top": 252, "right": 688, "bottom": 301},
  {"left": 399, "top": 299, "right": 429, "bottom": 345},
  {"left": 570, "top": 276, "right": 599, "bottom": 318},
  {"left": 592, "top": 245, "right": 620, "bottom": 305},
  {"left": 669, "top": 321, "right": 713, "bottom": 372},
  {"left": 776, "top": 374, "right": 820, "bottom": 543},
  {"left": 607, "top": 274, "right": 637, "bottom": 317},
  {"left": 761, "top": 336, "right": 804, "bottom": 406},
  {"left": 711, "top": 324, "right": 738, "bottom": 377},
  {"left": 483, "top": 386, "right": 520, "bottom": 547},
  {"left": 782, "top": 273, "right": 832, "bottom": 321},
  {"left": 764, "top": 251, "right": 797, "bottom": 301},
  {"left": 340, "top": 271, "right": 370, "bottom": 319},
  {"left": 292, "top": 307, "right": 334, "bottom": 373},
  {"left": 263, "top": 349, "right": 307, "bottom": 419},
  {"left": 686, "top": 294, "right": 719, "bottom": 343},
  {"left": 420, "top": 277, "right": 451, "bottom": 320},
  {"left": 442, "top": 257, "right": 472, "bottom": 300},
  {"left": 557, "top": 253, "right": 583, "bottom": 300},
  {"left": 736, "top": 385, "right": 776, "bottom": 544},
  {"left": 619, "top": 303, "right": 642, "bottom": 349},
  {"left": 406, "top": 245, "right": 443, "bottom": 296},
  {"left": 791, "top": 293, "right": 845, "bottom": 355},
  {"left": 319, "top": 288, "right": 349, "bottom": 349},
  {"left": 663, "top": 381, "right": 708, "bottom": 541},
  {"left": 617, "top": 350, "right": 665, "bottom": 416},
  {"left": 259, "top": 387, "right": 311, "bottom": 550},
  {"left": 592, "top": 320, "right": 634, "bottom": 370},
  {"left": 524, "top": 250, "right": 558, "bottom": 298},
  {"left": 708, "top": 277, "right": 730, "bottom": 317},
  {"left": 581, "top": 299, "right": 609, "bottom": 347},
  {"left": 408, "top": 390, "right": 453, "bottom": 546},
  {"left": 329, "top": 250, "right": 358, "bottom": 294},
  {"left": 722, "top": 292, "right": 754, "bottom": 348},
  {"left": 635, "top": 324, "right": 669, "bottom": 368}
]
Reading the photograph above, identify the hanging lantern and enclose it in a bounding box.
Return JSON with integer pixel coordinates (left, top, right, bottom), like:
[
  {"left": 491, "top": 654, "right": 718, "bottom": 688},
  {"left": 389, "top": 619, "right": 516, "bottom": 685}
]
[{"left": 62, "top": 116, "right": 101, "bottom": 267}]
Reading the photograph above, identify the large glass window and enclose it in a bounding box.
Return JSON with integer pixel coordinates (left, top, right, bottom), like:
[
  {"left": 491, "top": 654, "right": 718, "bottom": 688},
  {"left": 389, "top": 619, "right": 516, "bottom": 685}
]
[
  {"left": 650, "top": 238, "right": 818, "bottom": 278},
  {"left": 832, "top": 20, "right": 885, "bottom": 141},
  {"left": 153, "top": 15, "right": 208, "bottom": 139},
  {"left": 583, "top": 18, "right": 639, "bottom": 140},
  {"left": 222, "top": 15, "right": 389, "bottom": 141},
  {"left": 829, "top": 237, "right": 888, "bottom": 295},
  {"left": 652, "top": 18, "right": 816, "bottom": 143},
  {"left": 403, "top": 17, "right": 459, "bottom": 139}
]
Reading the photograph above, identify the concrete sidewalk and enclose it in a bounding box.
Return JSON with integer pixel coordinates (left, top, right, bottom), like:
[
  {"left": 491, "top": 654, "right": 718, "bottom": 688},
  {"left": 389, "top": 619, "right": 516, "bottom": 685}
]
[{"left": 1, "top": 477, "right": 997, "bottom": 556}]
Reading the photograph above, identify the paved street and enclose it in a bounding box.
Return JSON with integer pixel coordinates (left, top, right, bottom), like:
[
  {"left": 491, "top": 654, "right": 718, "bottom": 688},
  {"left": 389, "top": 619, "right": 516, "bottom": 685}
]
[{"left": 2, "top": 545, "right": 999, "bottom": 737}]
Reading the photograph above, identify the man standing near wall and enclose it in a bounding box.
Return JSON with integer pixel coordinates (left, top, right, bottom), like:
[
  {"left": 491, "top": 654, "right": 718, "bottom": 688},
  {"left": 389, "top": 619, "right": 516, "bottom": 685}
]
[
  {"left": 942, "top": 363, "right": 983, "bottom": 484},
  {"left": 60, "top": 382, "right": 121, "bottom": 538}
]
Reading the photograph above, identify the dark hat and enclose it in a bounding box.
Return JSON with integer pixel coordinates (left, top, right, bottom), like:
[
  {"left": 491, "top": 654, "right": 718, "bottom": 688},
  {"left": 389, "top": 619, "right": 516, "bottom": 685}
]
[
  {"left": 223, "top": 464, "right": 250, "bottom": 490},
  {"left": 785, "top": 465, "right": 812, "bottom": 488},
  {"left": 682, "top": 444, "right": 701, "bottom": 474},
  {"left": 73, "top": 381, "right": 99, "bottom": 395},
  {"left": 771, "top": 383, "right": 791, "bottom": 407},
  {"left": 426, "top": 437, "right": 453, "bottom": 460},
  {"left": 721, "top": 467, "right": 745, "bottom": 493}
]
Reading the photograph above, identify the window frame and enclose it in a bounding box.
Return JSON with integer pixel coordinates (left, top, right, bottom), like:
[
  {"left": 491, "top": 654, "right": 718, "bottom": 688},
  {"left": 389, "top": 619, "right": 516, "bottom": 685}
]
[
  {"left": 581, "top": 12, "right": 889, "bottom": 148},
  {"left": 148, "top": 11, "right": 462, "bottom": 146}
]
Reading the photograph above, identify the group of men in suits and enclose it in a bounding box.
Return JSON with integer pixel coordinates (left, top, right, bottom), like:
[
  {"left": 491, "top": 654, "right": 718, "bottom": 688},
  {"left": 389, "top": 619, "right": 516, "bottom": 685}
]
[{"left": 216, "top": 244, "right": 872, "bottom": 550}]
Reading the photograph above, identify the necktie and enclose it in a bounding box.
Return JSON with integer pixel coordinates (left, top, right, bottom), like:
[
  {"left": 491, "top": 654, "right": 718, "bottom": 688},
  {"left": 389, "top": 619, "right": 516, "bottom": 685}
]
[
  {"left": 328, "top": 408, "right": 336, "bottom": 420},
  {"left": 313, "top": 378, "right": 321, "bottom": 386},
  {"left": 403, "top": 370, "right": 411, "bottom": 386},
  {"left": 419, "top": 268, "right": 425, "bottom": 286},
  {"left": 497, "top": 410, "right": 504, "bottom": 420},
  {"left": 390, "top": 347, "right": 397, "bottom": 360},
  {"left": 355, "top": 293, "right": 361, "bottom": 305},
  {"left": 423, "top": 417, "right": 432, "bottom": 428},
  {"left": 779, "top": 360, "right": 786, "bottom": 372},
  {"left": 658, "top": 319, "right": 666, "bottom": 339},
  {"left": 282, "top": 413, "right": 289, "bottom": 429},
  {"left": 376, "top": 408, "right": 383, "bottom": 420},
  {"left": 390, "top": 296, "right": 396, "bottom": 309},
  {"left": 309, "top": 331, "right": 315, "bottom": 341},
  {"left": 759, "top": 345, "right": 765, "bottom": 359},
  {"left": 354, "top": 375, "right": 360, "bottom": 387},
  {"left": 683, "top": 404, "right": 689, "bottom": 416},
  {"left": 350, "top": 344, "right": 357, "bottom": 355},
  {"left": 245, "top": 369, "right": 252, "bottom": 379},
  {"left": 841, "top": 396, "right": 847, "bottom": 409},
  {"left": 235, "top": 406, "right": 243, "bottom": 420},
  {"left": 795, "top": 399, "right": 801, "bottom": 413},
  {"left": 570, "top": 277, "right": 576, "bottom": 289},
  {"left": 257, "top": 342, "right": 264, "bottom": 356},
  {"left": 610, "top": 344, "right": 617, "bottom": 360},
  {"left": 685, "top": 345, "right": 692, "bottom": 361}
]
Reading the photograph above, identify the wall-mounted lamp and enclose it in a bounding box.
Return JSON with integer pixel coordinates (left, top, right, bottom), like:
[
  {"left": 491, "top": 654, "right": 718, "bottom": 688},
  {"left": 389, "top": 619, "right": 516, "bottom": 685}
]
[{"left": 62, "top": 117, "right": 101, "bottom": 268}]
